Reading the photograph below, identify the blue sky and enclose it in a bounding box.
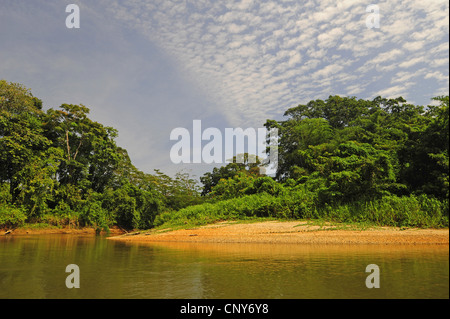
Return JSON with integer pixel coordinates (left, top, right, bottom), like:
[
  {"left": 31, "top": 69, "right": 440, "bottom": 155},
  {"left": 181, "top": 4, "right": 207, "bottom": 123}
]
[{"left": 1, "top": 0, "right": 448, "bottom": 179}]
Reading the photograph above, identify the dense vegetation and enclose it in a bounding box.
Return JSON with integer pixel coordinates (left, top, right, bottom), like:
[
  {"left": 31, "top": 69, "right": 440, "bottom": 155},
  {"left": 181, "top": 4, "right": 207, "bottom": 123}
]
[
  {"left": 158, "top": 95, "right": 449, "bottom": 228},
  {"left": 0, "top": 80, "right": 448, "bottom": 232},
  {"left": 0, "top": 80, "right": 202, "bottom": 233}
]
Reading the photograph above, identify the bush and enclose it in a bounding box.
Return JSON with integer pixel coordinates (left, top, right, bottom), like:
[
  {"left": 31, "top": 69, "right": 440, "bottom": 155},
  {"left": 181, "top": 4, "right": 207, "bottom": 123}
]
[
  {"left": 316, "top": 195, "right": 449, "bottom": 228},
  {"left": 0, "top": 204, "right": 27, "bottom": 229},
  {"left": 154, "top": 187, "right": 448, "bottom": 229},
  {"left": 80, "top": 198, "right": 115, "bottom": 234},
  {"left": 42, "top": 201, "right": 81, "bottom": 227},
  {"left": 153, "top": 211, "right": 173, "bottom": 227}
]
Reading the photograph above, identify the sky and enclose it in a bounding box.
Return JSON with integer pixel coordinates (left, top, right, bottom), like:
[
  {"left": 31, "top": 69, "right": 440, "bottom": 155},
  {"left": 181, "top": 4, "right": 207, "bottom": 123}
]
[{"left": 0, "top": 0, "right": 448, "bottom": 179}]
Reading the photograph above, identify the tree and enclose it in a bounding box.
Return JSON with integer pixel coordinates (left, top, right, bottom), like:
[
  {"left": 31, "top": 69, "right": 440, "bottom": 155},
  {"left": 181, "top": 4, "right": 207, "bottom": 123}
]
[
  {"left": 267, "top": 118, "right": 334, "bottom": 181},
  {"left": 264, "top": 95, "right": 445, "bottom": 200},
  {"left": 150, "top": 169, "right": 202, "bottom": 210},
  {"left": 308, "top": 141, "right": 396, "bottom": 202},
  {"left": 0, "top": 80, "right": 61, "bottom": 213},
  {"left": 398, "top": 96, "right": 449, "bottom": 199},
  {"left": 2, "top": 79, "right": 447, "bottom": 231},
  {"left": 200, "top": 153, "right": 264, "bottom": 196},
  {"left": 43, "top": 104, "right": 121, "bottom": 196},
  {"left": 282, "top": 96, "right": 372, "bottom": 129}
]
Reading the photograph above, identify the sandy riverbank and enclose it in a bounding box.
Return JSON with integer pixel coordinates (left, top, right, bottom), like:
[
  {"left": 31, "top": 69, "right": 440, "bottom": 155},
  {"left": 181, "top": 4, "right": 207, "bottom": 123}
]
[{"left": 108, "top": 221, "right": 449, "bottom": 245}]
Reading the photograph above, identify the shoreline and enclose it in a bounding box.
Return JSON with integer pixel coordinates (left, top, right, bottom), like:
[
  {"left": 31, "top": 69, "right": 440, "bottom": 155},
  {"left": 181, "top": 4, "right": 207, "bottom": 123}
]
[
  {"left": 3, "top": 221, "right": 448, "bottom": 245},
  {"left": 2, "top": 226, "right": 125, "bottom": 236},
  {"left": 108, "top": 221, "right": 449, "bottom": 245}
]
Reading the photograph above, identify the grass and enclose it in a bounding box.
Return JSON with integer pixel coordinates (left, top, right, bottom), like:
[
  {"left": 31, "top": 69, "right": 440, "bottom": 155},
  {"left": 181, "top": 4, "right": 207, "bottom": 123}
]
[
  {"left": 4, "top": 190, "right": 447, "bottom": 233},
  {"left": 152, "top": 192, "right": 449, "bottom": 231}
]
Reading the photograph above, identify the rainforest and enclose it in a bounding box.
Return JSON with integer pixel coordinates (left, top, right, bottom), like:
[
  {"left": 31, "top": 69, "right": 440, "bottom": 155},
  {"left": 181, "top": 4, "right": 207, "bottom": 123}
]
[{"left": 1, "top": 79, "right": 448, "bottom": 233}]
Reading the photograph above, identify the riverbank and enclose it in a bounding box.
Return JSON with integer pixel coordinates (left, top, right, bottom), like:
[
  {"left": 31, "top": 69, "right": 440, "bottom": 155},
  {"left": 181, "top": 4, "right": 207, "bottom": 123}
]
[
  {"left": 2, "top": 225, "right": 125, "bottom": 236},
  {"left": 108, "top": 220, "right": 449, "bottom": 245}
]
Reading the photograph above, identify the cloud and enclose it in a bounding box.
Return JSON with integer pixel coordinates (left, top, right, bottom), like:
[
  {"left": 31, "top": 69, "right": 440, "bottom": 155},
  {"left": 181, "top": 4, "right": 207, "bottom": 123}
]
[
  {"left": 2, "top": 0, "right": 448, "bottom": 176},
  {"left": 403, "top": 41, "right": 425, "bottom": 52},
  {"left": 399, "top": 57, "right": 424, "bottom": 69},
  {"left": 99, "top": 0, "right": 448, "bottom": 131},
  {"left": 424, "top": 71, "right": 448, "bottom": 82},
  {"left": 376, "top": 85, "right": 412, "bottom": 99},
  {"left": 370, "top": 49, "right": 404, "bottom": 65}
]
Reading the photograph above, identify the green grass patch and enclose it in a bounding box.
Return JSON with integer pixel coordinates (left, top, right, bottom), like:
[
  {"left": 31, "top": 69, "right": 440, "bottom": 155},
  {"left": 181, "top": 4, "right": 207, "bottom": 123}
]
[{"left": 152, "top": 191, "right": 449, "bottom": 230}]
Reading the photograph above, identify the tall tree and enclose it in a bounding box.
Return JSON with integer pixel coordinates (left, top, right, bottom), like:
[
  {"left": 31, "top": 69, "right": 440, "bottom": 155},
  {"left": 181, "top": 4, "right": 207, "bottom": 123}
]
[
  {"left": 43, "top": 104, "right": 121, "bottom": 194},
  {"left": 398, "top": 96, "right": 449, "bottom": 199},
  {"left": 200, "top": 153, "right": 264, "bottom": 196},
  {"left": 265, "top": 95, "right": 449, "bottom": 200},
  {"left": 0, "top": 80, "right": 60, "bottom": 210}
]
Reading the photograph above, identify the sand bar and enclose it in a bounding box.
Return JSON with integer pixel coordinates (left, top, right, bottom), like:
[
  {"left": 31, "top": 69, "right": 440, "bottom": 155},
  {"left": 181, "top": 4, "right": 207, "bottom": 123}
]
[{"left": 109, "top": 221, "right": 449, "bottom": 245}]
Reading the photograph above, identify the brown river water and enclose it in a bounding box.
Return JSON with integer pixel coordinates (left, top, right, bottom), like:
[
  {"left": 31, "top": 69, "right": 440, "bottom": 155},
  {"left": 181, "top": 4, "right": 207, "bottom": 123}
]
[{"left": 0, "top": 234, "right": 448, "bottom": 299}]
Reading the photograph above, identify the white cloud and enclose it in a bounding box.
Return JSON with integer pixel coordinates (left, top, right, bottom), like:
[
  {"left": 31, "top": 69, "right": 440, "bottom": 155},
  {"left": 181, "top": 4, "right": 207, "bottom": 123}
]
[
  {"left": 399, "top": 57, "right": 424, "bottom": 68},
  {"left": 317, "top": 27, "right": 345, "bottom": 49},
  {"left": 403, "top": 41, "right": 425, "bottom": 51},
  {"left": 391, "top": 71, "right": 420, "bottom": 84},
  {"left": 2, "top": 0, "right": 449, "bottom": 176},
  {"left": 424, "top": 71, "right": 448, "bottom": 82},
  {"left": 430, "top": 58, "right": 449, "bottom": 68},
  {"left": 370, "top": 49, "right": 404, "bottom": 65},
  {"left": 376, "top": 85, "right": 410, "bottom": 98}
]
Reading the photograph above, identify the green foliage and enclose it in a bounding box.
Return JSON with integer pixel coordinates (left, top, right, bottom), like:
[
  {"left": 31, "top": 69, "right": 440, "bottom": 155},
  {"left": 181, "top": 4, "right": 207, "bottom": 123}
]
[
  {"left": 1, "top": 80, "right": 448, "bottom": 232},
  {"left": 303, "top": 141, "right": 397, "bottom": 203},
  {"left": 265, "top": 94, "right": 449, "bottom": 202},
  {"left": 183, "top": 94, "right": 449, "bottom": 230},
  {"left": 209, "top": 173, "right": 256, "bottom": 200},
  {"left": 102, "top": 186, "right": 139, "bottom": 230},
  {"left": 157, "top": 188, "right": 448, "bottom": 229},
  {"left": 150, "top": 169, "right": 203, "bottom": 211},
  {"left": 398, "top": 96, "right": 449, "bottom": 199},
  {"left": 0, "top": 204, "right": 27, "bottom": 229},
  {"left": 80, "top": 194, "right": 115, "bottom": 234},
  {"left": 200, "top": 153, "right": 264, "bottom": 195},
  {"left": 0, "top": 80, "right": 55, "bottom": 207},
  {"left": 0, "top": 80, "right": 178, "bottom": 231}
]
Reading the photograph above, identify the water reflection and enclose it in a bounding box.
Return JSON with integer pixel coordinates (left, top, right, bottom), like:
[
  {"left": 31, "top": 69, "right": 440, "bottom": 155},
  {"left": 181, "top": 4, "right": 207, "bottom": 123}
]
[
  {"left": 131, "top": 241, "right": 449, "bottom": 299},
  {"left": 0, "top": 235, "right": 448, "bottom": 299}
]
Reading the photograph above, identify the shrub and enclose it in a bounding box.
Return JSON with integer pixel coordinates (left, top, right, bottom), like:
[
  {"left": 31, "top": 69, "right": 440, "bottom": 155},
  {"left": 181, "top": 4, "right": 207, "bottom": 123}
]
[
  {"left": 153, "top": 189, "right": 448, "bottom": 229},
  {"left": 0, "top": 204, "right": 27, "bottom": 229},
  {"left": 80, "top": 198, "right": 115, "bottom": 234}
]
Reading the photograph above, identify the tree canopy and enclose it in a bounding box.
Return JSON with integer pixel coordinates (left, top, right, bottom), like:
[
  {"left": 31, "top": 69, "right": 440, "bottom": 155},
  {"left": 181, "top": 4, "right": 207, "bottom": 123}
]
[
  {"left": 0, "top": 80, "right": 200, "bottom": 232},
  {"left": 1, "top": 80, "right": 448, "bottom": 231},
  {"left": 264, "top": 95, "right": 449, "bottom": 202}
]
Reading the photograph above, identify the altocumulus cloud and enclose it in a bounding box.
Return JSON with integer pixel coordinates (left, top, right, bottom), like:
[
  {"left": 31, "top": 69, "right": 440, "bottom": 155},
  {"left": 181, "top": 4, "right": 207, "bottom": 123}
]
[
  {"left": 1, "top": 0, "right": 448, "bottom": 176},
  {"left": 102, "top": 0, "right": 449, "bottom": 128}
]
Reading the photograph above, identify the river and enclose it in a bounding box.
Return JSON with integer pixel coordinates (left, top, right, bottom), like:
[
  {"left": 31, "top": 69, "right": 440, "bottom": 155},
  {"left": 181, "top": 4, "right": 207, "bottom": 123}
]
[{"left": 0, "top": 234, "right": 448, "bottom": 299}]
